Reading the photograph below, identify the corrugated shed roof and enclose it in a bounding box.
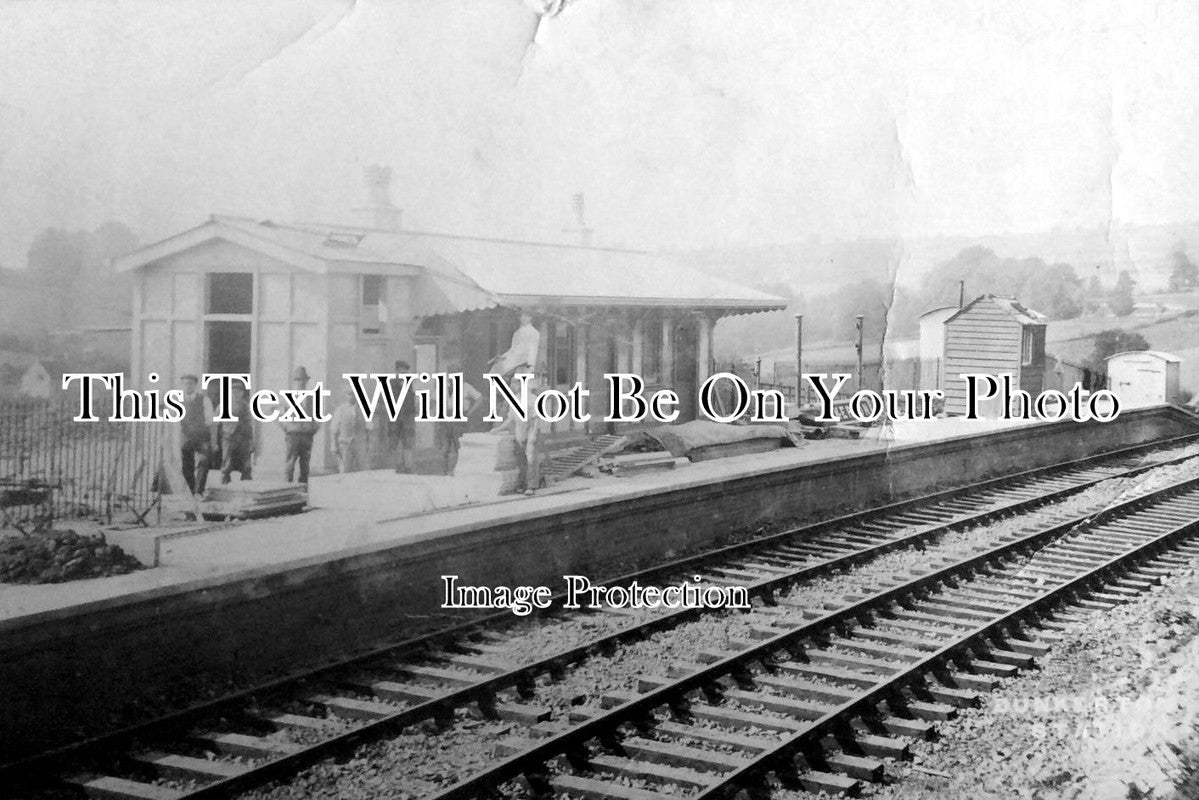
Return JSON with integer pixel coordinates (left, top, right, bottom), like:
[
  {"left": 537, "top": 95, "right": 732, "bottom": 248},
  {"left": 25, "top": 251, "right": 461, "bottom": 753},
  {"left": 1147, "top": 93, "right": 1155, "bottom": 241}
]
[{"left": 1107, "top": 350, "right": 1182, "bottom": 364}]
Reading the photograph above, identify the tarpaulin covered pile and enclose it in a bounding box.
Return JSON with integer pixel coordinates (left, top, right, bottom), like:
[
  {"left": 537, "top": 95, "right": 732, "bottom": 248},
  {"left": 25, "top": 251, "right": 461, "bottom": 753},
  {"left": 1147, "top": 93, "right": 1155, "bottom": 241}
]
[{"left": 647, "top": 420, "right": 796, "bottom": 459}]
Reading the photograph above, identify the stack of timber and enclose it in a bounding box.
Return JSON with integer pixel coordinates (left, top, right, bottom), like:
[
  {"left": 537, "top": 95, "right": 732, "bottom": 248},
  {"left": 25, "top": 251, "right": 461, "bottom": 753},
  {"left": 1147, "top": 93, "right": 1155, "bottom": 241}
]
[
  {"left": 542, "top": 435, "right": 626, "bottom": 485},
  {"left": 200, "top": 482, "right": 307, "bottom": 520},
  {"left": 601, "top": 452, "right": 681, "bottom": 477}
]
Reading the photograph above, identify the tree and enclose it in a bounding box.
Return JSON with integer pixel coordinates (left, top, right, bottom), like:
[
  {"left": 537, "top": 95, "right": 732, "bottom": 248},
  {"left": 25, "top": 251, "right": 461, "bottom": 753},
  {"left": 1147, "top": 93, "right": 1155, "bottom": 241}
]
[
  {"left": 1022, "top": 261, "right": 1083, "bottom": 319},
  {"left": 1087, "top": 328, "right": 1150, "bottom": 372},
  {"left": 1083, "top": 274, "right": 1105, "bottom": 313},
  {"left": 19, "top": 222, "right": 138, "bottom": 351},
  {"left": 1109, "top": 270, "right": 1136, "bottom": 317},
  {"left": 1167, "top": 245, "right": 1199, "bottom": 292},
  {"left": 919, "top": 247, "right": 1084, "bottom": 321}
]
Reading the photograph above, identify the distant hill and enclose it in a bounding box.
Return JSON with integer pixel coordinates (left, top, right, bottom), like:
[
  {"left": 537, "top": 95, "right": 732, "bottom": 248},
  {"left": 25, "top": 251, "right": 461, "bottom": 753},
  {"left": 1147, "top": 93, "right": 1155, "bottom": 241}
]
[
  {"left": 690, "top": 220, "right": 1199, "bottom": 362},
  {"left": 675, "top": 220, "right": 1199, "bottom": 296}
]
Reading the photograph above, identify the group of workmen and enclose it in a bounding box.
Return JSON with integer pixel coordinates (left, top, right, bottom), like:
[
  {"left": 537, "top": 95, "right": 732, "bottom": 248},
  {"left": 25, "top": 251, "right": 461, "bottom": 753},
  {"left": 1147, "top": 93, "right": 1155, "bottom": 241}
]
[
  {"left": 174, "top": 311, "right": 549, "bottom": 498},
  {"left": 175, "top": 366, "right": 315, "bottom": 499}
]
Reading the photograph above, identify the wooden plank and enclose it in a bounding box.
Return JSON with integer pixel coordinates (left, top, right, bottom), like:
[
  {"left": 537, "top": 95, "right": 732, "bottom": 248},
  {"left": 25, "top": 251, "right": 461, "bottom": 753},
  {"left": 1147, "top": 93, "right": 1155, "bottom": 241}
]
[
  {"left": 689, "top": 702, "right": 805, "bottom": 732},
  {"left": 188, "top": 732, "right": 303, "bottom": 758},
  {"left": 653, "top": 719, "right": 773, "bottom": 752},
  {"left": 63, "top": 775, "right": 185, "bottom": 800},
  {"left": 589, "top": 754, "right": 711, "bottom": 790},
  {"left": 722, "top": 688, "right": 833, "bottom": 720},
  {"left": 551, "top": 774, "right": 673, "bottom": 800},
  {"left": 618, "top": 737, "right": 750, "bottom": 772},
  {"left": 307, "top": 694, "right": 397, "bottom": 720},
  {"left": 258, "top": 712, "right": 332, "bottom": 731},
  {"left": 392, "top": 663, "right": 481, "bottom": 686},
  {"left": 130, "top": 752, "right": 246, "bottom": 781}
]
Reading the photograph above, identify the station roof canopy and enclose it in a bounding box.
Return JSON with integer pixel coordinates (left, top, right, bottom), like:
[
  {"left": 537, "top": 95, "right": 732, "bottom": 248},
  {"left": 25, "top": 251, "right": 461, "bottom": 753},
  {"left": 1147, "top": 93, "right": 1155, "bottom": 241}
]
[{"left": 113, "top": 216, "right": 787, "bottom": 317}]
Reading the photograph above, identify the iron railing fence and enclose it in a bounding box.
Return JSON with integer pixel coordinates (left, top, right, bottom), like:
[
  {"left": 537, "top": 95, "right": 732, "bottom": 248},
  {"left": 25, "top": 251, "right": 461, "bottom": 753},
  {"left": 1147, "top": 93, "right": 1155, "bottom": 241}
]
[{"left": 0, "top": 398, "right": 163, "bottom": 530}]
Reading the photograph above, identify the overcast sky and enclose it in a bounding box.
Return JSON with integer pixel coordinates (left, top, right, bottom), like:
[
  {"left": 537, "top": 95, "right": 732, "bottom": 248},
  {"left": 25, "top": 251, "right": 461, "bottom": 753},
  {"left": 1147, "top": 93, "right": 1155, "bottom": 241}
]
[{"left": 1, "top": 0, "right": 1197, "bottom": 270}]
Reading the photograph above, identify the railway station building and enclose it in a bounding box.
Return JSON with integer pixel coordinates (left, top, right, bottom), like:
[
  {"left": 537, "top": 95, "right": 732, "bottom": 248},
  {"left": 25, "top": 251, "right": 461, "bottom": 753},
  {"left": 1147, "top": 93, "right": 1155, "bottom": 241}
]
[{"left": 113, "top": 172, "right": 786, "bottom": 473}]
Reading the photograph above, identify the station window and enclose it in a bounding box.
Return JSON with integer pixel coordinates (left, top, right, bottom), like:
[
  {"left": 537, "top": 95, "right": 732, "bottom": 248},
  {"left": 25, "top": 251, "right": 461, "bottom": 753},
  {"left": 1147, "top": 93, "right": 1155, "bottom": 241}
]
[
  {"left": 361, "top": 275, "right": 384, "bottom": 307},
  {"left": 1021, "top": 329, "right": 1035, "bottom": 366},
  {"left": 549, "top": 322, "right": 575, "bottom": 386},
  {"left": 206, "top": 272, "right": 253, "bottom": 315},
  {"left": 360, "top": 275, "right": 386, "bottom": 335}
]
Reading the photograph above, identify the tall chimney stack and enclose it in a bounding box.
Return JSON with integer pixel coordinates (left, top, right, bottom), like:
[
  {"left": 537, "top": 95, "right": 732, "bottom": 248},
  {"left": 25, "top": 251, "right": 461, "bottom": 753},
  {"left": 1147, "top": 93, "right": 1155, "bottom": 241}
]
[
  {"left": 562, "top": 191, "right": 593, "bottom": 246},
  {"left": 353, "top": 165, "right": 402, "bottom": 231}
]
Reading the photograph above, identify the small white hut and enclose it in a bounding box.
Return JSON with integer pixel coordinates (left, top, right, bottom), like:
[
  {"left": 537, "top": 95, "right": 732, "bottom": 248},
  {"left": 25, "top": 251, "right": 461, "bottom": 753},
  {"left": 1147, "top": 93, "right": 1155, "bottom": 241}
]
[{"left": 1106, "top": 351, "right": 1181, "bottom": 407}]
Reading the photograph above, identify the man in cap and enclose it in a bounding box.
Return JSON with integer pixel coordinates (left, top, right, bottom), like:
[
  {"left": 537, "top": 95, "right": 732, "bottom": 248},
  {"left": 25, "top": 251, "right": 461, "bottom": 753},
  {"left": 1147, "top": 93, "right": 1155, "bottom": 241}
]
[
  {"left": 178, "top": 373, "right": 217, "bottom": 498},
  {"left": 281, "top": 365, "right": 320, "bottom": 484}
]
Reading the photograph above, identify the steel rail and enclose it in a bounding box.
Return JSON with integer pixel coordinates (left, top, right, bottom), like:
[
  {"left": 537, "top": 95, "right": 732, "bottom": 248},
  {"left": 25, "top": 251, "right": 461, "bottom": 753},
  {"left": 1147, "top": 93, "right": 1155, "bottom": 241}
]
[
  {"left": 691, "top": 488, "right": 1199, "bottom": 798},
  {"left": 425, "top": 469, "right": 1199, "bottom": 800},
  {"left": 8, "top": 434, "right": 1199, "bottom": 797}
]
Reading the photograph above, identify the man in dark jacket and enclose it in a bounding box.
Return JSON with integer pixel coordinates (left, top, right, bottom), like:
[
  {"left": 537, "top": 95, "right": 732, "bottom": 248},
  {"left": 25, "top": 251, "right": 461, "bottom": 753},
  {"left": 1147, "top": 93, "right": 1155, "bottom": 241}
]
[
  {"left": 388, "top": 360, "right": 416, "bottom": 473},
  {"left": 282, "top": 366, "right": 320, "bottom": 484},
  {"left": 178, "top": 374, "right": 217, "bottom": 497},
  {"left": 218, "top": 384, "right": 258, "bottom": 483}
]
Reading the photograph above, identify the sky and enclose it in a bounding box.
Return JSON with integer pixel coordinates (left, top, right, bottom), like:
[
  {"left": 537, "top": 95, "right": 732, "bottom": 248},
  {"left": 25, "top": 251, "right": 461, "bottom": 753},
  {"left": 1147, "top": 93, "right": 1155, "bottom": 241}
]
[{"left": 1, "top": 0, "right": 1198, "bottom": 271}]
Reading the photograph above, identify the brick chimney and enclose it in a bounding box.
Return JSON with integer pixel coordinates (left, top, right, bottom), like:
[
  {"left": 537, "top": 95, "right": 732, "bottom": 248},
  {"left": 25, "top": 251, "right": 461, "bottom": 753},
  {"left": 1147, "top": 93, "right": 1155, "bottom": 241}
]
[{"left": 353, "top": 165, "right": 402, "bottom": 230}]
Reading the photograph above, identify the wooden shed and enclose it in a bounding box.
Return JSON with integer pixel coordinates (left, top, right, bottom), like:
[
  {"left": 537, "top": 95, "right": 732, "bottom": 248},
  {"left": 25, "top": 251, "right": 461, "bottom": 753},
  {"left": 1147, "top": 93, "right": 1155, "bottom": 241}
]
[
  {"left": 1106, "top": 350, "right": 1181, "bottom": 407},
  {"left": 942, "top": 294, "right": 1047, "bottom": 415}
]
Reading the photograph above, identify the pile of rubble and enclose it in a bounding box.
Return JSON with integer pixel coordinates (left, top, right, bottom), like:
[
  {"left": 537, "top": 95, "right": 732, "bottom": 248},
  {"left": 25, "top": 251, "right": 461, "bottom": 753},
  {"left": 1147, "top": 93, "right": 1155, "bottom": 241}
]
[{"left": 0, "top": 529, "right": 143, "bottom": 583}]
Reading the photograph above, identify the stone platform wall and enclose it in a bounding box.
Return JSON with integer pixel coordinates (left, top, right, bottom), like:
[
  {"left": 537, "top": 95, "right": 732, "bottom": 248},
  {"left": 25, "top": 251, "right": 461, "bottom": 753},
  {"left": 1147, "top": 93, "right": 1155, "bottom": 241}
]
[{"left": 3, "top": 406, "right": 1198, "bottom": 761}]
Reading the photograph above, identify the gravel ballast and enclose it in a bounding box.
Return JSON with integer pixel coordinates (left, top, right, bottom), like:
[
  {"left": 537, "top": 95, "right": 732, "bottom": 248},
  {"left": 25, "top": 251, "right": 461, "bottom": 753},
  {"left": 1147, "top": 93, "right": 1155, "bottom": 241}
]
[{"left": 242, "top": 455, "right": 1199, "bottom": 800}]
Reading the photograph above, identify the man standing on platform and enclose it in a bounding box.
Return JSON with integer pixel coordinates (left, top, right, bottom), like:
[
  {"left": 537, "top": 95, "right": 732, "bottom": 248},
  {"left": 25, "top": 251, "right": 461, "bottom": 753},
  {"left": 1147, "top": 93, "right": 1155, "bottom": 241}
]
[
  {"left": 178, "top": 374, "right": 217, "bottom": 499},
  {"left": 435, "top": 362, "right": 482, "bottom": 475},
  {"left": 217, "top": 383, "right": 257, "bottom": 483},
  {"left": 488, "top": 311, "right": 540, "bottom": 432},
  {"left": 389, "top": 360, "right": 417, "bottom": 473},
  {"left": 330, "top": 386, "right": 368, "bottom": 474},
  {"left": 495, "top": 374, "right": 548, "bottom": 495},
  {"left": 282, "top": 365, "right": 320, "bottom": 485}
]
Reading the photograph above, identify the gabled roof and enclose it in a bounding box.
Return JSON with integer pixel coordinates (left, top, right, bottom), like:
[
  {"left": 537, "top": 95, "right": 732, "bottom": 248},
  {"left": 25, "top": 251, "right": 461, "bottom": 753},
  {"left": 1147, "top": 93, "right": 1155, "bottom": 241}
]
[
  {"left": 945, "top": 293, "right": 1047, "bottom": 326},
  {"left": 113, "top": 216, "right": 787, "bottom": 315}
]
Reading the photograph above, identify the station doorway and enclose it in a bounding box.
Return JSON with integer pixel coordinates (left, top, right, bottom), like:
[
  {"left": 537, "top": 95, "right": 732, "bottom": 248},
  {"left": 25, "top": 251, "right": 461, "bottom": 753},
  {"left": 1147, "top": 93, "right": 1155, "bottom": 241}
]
[{"left": 205, "top": 321, "right": 252, "bottom": 400}]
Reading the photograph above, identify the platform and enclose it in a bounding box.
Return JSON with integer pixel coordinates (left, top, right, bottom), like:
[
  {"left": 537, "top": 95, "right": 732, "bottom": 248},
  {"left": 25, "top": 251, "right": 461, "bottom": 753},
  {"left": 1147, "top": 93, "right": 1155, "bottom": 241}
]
[
  {"left": 2, "top": 406, "right": 1197, "bottom": 760},
  {"left": 0, "top": 417, "right": 1023, "bottom": 621}
]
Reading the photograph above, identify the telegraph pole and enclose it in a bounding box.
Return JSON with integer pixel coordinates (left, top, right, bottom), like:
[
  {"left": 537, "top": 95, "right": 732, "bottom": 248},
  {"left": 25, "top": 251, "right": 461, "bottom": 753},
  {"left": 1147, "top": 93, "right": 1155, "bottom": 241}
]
[
  {"left": 855, "top": 314, "right": 865, "bottom": 392},
  {"left": 794, "top": 313, "right": 804, "bottom": 408}
]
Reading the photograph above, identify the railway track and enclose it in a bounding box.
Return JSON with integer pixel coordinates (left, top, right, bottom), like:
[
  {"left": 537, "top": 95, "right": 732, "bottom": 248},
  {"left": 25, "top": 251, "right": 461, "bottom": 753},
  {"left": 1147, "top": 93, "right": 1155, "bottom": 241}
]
[
  {"left": 437, "top": 465, "right": 1199, "bottom": 799},
  {"left": 7, "top": 435, "right": 1199, "bottom": 800}
]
